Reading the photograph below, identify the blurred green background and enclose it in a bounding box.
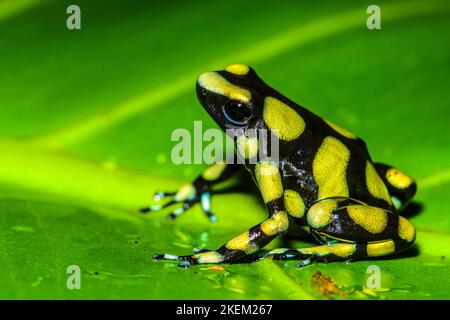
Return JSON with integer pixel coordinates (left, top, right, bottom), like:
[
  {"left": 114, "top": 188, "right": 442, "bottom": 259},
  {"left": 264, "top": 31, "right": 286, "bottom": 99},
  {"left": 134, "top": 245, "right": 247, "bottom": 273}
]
[{"left": 0, "top": 0, "right": 449, "bottom": 299}]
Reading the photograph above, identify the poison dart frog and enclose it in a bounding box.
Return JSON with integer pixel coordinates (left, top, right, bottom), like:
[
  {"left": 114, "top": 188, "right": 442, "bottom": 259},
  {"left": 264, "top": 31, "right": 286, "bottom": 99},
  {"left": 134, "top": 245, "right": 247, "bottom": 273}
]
[{"left": 141, "top": 64, "right": 417, "bottom": 268}]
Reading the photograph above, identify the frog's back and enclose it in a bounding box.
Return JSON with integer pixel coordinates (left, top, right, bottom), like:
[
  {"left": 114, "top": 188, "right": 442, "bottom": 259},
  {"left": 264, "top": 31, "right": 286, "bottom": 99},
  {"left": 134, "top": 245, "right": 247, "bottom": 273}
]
[{"left": 276, "top": 98, "right": 394, "bottom": 213}]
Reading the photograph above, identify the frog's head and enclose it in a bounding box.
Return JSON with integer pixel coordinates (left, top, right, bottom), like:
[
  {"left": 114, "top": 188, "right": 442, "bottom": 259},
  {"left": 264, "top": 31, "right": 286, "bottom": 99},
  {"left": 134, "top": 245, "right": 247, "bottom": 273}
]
[{"left": 196, "top": 64, "right": 266, "bottom": 132}]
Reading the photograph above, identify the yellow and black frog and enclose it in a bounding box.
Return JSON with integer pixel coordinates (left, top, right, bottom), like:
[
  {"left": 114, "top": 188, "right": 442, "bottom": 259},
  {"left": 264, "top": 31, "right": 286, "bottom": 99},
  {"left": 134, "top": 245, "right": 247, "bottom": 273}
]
[{"left": 142, "top": 64, "right": 417, "bottom": 268}]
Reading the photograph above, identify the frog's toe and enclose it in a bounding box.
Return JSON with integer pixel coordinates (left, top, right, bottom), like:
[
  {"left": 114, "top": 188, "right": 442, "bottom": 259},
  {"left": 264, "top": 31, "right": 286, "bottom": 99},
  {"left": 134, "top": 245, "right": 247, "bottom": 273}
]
[
  {"left": 166, "top": 207, "right": 185, "bottom": 220},
  {"left": 178, "top": 261, "right": 194, "bottom": 269},
  {"left": 193, "top": 248, "right": 211, "bottom": 254},
  {"left": 199, "top": 191, "right": 218, "bottom": 222},
  {"left": 153, "top": 191, "right": 175, "bottom": 202},
  {"left": 153, "top": 253, "right": 194, "bottom": 261},
  {"left": 153, "top": 252, "right": 198, "bottom": 268},
  {"left": 204, "top": 211, "right": 217, "bottom": 222},
  {"left": 153, "top": 253, "right": 180, "bottom": 261},
  {"left": 139, "top": 206, "right": 153, "bottom": 213},
  {"left": 140, "top": 199, "right": 177, "bottom": 214},
  {"left": 166, "top": 200, "right": 197, "bottom": 220},
  {"left": 140, "top": 190, "right": 180, "bottom": 213},
  {"left": 296, "top": 254, "right": 330, "bottom": 267},
  {"left": 296, "top": 258, "right": 312, "bottom": 267},
  {"left": 258, "top": 248, "right": 303, "bottom": 261}
]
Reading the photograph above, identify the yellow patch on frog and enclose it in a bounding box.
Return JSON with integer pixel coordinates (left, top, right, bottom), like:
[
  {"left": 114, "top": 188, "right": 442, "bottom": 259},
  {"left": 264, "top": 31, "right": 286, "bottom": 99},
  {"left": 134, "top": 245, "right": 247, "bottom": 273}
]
[
  {"left": 255, "top": 161, "right": 283, "bottom": 203},
  {"left": 202, "top": 163, "right": 227, "bottom": 181},
  {"left": 398, "top": 216, "right": 416, "bottom": 242},
  {"left": 236, "top": 135, "right": 258, "bottom": 159},
  {"left": 284, "top": 189, "right": 305, "bottom": 218},
  {"left": 367, "top": 240, "right": 395, "bottom": 257},
  {"left": 196, "top": 251, "right": 223, "bottom": 264},
  {"left": 198, "top": 71, "right": 251, "bottom": 102},
  {"left": 324, "top": 119, "right": 357, "bottom": 139},
  {"left": 307, "top": 199, "right": 337, "bottom": 228},
  {"left": 263, "top": 97, "right": 305, "bottom": 141},
  {"left": 260, "top": 211, "right": 289, "bottom": 236},
  {"left": 313, "top": 136, "right": 350, "bottom": 200},
  {"left": 225, "top": 64, "right": 249, "bottom": 75},
  {"left": 386, "top": 168, "right": 413, "bottom": 189},
  {"left": 225, "top": 231, "right": 259, "bottom": 254},
  {"left": 365, "top": 161, "right": 392, "bottom": 204},
  {"left": 347, "top": 205, "right": 388, "bottom": 234},
  {"left": 300, "top": 243, "right": 356, "bottom": 258},
  {"left": 174, "top": 184, "right": 196, "bottom": 202}
]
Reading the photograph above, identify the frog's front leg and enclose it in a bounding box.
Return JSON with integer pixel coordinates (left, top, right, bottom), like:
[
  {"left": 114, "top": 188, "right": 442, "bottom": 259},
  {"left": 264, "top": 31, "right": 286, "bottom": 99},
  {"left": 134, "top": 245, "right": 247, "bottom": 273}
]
[
  {"left": 154, "top": 210, "right": 288, "bottom": 267},
  {"left": 261, "top": 198, "right": 416, "bottom": 267},
  {"left": 140, "top": 163, "right": 242, "bottom": 221},
  {"left": 154, "top": 161, "right": 289, "bottom": 267}
]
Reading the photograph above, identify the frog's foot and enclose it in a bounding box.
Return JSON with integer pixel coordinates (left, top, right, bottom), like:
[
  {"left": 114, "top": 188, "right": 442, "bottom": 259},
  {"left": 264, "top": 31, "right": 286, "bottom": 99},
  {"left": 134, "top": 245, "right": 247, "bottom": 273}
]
[
  {"left": 140, "top": 184, "right": 217, "bottom": 222},
  {"left": 153, "top": 249, "right": 222, "bottom": 268},
  {"left": 295, "top": 254, "right": 338, "bottom": 268},
  {"left": 258, "top": 248, "right": 305, "bottom": 261},
  {"left": 259, "top": 243, "right": 359, "bottom": 267},
  {"left": 257, "top": 248, "right": 314, "bottom": 266}
]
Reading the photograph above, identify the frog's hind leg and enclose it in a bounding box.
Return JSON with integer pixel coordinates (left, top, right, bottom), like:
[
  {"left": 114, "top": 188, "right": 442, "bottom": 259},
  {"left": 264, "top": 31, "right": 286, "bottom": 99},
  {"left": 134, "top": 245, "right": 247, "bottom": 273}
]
[
  {"left": 304, "top": 198, "right": 415, "bottom": 265},
  {"left": 373, "top": 163, "right": 416, "bottom": 211},
  {"left": 260, "top": 198, "right": 416, "bottom": 266},
  {"left": 260, "top": 238, "right": 414, "bottom": 267}
]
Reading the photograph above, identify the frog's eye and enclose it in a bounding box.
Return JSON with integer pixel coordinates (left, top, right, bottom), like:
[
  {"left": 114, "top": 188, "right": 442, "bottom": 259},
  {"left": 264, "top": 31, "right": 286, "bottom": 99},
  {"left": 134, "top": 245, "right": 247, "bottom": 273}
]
[{"left": 222, "top": 100, "right": 254, "bottom": 126}]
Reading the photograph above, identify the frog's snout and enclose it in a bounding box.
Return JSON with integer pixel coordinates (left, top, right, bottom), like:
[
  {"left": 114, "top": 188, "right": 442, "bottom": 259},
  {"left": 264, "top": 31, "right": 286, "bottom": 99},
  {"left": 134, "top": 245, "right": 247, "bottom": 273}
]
[
  {"left": 195, "top": 80, "right": 209, "bottom": 106},
  {"left": 196, "top": 80, "right": 208, "bottom": 97},
  {"left": 196, "top": 72, "right": 214, "bottom": 93}
]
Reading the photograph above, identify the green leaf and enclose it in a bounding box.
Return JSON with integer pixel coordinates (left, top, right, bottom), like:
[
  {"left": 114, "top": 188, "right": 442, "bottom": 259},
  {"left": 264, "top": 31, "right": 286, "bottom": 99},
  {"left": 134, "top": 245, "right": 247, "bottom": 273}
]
[{"left": 0, "top": 0, "right": 449, "bottom": 299}]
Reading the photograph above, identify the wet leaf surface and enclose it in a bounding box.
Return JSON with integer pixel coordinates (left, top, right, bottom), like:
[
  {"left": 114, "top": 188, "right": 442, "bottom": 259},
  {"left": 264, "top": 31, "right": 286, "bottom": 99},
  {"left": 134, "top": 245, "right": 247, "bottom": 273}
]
[{"left": 0, "top": 0, "right": 449, "bottom": 299}]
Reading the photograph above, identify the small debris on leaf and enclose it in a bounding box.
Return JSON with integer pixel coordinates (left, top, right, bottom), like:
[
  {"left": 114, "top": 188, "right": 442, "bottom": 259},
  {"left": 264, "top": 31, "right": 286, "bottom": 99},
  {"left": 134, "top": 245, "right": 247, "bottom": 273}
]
[{"left": 311, "top": 271, "right": 351, "bottom": 299}]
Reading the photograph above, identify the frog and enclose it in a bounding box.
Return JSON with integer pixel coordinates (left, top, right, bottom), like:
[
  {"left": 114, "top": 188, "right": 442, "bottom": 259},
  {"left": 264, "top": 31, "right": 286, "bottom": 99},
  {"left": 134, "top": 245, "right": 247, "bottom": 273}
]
[{"left": 141, "top": 63, "right": 417, "bottom": 268}]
